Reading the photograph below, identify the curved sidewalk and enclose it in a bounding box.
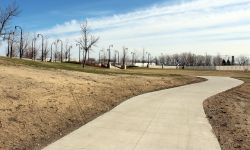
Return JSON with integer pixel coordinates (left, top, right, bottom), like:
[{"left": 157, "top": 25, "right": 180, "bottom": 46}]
[{"left": 44, "top": 76, "right": 243, "bottom": 150}]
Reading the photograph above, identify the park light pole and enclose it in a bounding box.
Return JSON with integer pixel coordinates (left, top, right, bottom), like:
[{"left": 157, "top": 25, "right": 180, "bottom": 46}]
[
  {"left": 57, "top": 39, "right": 63, "bottom": 62},
  {"left": 107, "top": 44, "right": 113, "bottom": 67},
  {"left": 37, "top": 33, "right": 44, "bottom": 61},
  {"left": 15, "top": 26, "right": 23, "bottom": 59},
  {"left": 50, "top": 42, "right": 56, "bottom": 62},
  {"left": 32, "top": 37, "right": 36, "bottom": 60}
]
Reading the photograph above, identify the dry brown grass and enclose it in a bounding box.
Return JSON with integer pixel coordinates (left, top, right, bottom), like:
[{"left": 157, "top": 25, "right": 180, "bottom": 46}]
[
  {"left": 0, "top": 65, "right": 203, "bottom": 149},
  {"left": 203, "top": 77, "right": 250, "bottom": 150}
]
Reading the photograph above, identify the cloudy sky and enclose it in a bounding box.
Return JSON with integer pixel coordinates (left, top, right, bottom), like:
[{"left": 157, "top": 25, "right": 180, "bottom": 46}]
[{"left": 1, "top": 0, "right": 250, "bottom": 59}]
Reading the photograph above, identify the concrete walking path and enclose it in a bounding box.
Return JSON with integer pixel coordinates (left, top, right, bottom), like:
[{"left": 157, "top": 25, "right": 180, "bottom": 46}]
[{"left": 44, "top": 76, "right": 243, "bottom": 150}]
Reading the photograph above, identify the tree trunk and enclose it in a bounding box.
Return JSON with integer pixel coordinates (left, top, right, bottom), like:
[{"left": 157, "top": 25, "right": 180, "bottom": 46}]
[
  {"left": 10, "top": 43, "right": 13, "bottom": 58},
  {"left": 83, "top": 50, "right": 87, "bottom": 68}
]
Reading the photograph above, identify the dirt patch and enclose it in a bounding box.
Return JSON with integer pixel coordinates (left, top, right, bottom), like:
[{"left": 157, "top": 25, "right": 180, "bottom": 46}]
[
  {"left": 203, "top": 78, "right": 250, "bottom": 150},
  {"left": 0, "top": 65, "right": 203, "bottom": 150}
]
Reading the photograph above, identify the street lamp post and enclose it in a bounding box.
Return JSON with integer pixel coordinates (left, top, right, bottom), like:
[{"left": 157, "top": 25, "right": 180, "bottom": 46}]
[
  {"left": 107, "top": 44, "right": 113, "bottom": 67},
  {"left": 32, "top": 38, "right": 36, "bottom": 60},
  {"left": 37, "top": 33, "right": 44, "bottom": 61},
  {"left": 57, "top": 39, "right": 63, "bottom": 62},
  {"left": 15, "top": 26, "right": 23, "bottom": 59}
]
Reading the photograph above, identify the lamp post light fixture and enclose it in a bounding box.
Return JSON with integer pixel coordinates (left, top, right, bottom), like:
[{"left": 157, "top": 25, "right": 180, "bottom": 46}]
[
  {"left": 37, "top": 33, "right": 44, "bottom": 61},
  {"left": 15, "top": 26, "right": 23, "bottom": 59},
  {"left": 107, "top": 44, "right": 113, "bottom": 67},
  {"left": 57, "top": 39, "right": 63, "bottom": 62},
  {"left": 32, "top": 37, "right": 37, "bottom": 60}
]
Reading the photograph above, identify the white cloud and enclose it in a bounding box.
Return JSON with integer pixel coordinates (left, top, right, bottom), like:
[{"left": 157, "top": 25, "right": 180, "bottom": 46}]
[{"left": 37, "top": 0, "right": 250, "bottom": 58}]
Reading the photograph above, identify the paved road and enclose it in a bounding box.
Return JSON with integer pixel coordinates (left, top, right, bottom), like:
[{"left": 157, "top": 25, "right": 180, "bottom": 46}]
[{"left": 44, "top": 76, "right": 243, "bottom": 150}]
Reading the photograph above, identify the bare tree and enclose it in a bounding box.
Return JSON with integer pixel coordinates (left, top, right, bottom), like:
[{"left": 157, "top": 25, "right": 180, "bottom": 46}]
[
  {"left": 8, "top": 31, "right": 15, "bottom": 58},
  {"left": 43, "top": 39, "right": 49, "bottom": 61},
  {"left": 165, "top": 55, "right": 172, "bottom": 65},
  {"left": 213, "top": 54, "right": 222, "bottom": 66},
  {"left": 237, "top": 55, "right": 249, "bottom": 66},
  {"left": 204, "top": 54, "right": 212, "bottom": 66},
  {"left": 76, "top": 21, "right": 99, "bottom": 68},
  {"left": 4, "top": 31, "right": 14, "bottom": 57},
  {"left": 197, "top": 55, "right": 206, "bottom": 66},
  {"left": 22, "top": 34, "right": 32, "bottom": 59},
  {"left": 172, "top": 54, "right": 179, "bottom": 65},
  {"left": 159, "top": 53, "right": 165, "bottom": 65},
  {"left": 0, "top": 1, "right": 19, "bottom": 36},
  {"left": 186, "top": 53, "right": 195, "bottom": 66}
]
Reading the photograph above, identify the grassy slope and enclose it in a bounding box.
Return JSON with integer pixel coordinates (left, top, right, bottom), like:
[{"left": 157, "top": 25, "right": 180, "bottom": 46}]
[
  {"left": 1, "top": 56, "right": 250, "bottom": 149},
  {"left": 0, "top": 56, "right": 204, "bottom": 150}
]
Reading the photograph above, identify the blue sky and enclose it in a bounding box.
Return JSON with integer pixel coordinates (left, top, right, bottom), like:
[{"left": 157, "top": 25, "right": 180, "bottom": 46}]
[
  {"left": 1, "top": 0, "right": 250, "bottom": 58},
  {"left": 3, "top": 0, "right": 172, "bottom": 31}
]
